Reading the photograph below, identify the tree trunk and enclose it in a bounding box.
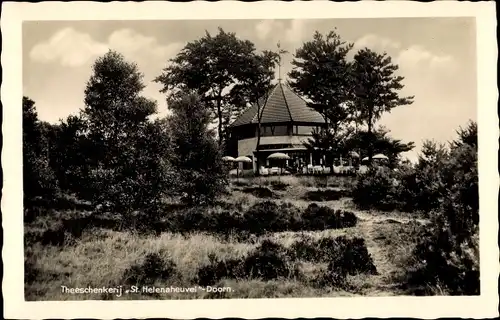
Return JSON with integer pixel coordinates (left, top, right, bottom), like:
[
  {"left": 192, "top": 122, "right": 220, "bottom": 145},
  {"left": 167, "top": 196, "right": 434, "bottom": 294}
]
[
  {"left": 367, "top": 106, "right": 374, "bottom": 166},
  {"left": 216, "top": 90, "right": 223, "bottom": 146},
  {"left": 255, "top": 103, "right": 262, "bottom": 177},
  {"left": 217, "top": 105, "right": 223, "bottom": 146}
]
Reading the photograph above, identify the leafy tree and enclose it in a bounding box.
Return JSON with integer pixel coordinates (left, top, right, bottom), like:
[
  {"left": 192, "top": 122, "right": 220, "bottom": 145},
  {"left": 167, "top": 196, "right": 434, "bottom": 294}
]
[
  {"left": 23, "top": 96, "right": 58, "bottom": 202},
  {"left": 47, "top": 115, "right": 89, "bottom": 194},
  {"left": 351, "top": 48, "right": 414, "bottom": 164},
  {"left": 289, "top": 30, "right": 354, "bottom": 168},
  {"left": 167, "top": 92, "right": 227, "bottom": 205},
  {"left": 289, "top": 30, "right": 354, "bottom": 133},
  {"left": 304, "top": 126, "right": 354, "bottom": 166},
  {"left": 155, "top": 28, "right": 276, "bottom": 146},
  {"left": 409, "top": 121, "right": 479, "bottom": 295},
  {"left": 81, "top": 50, "right": 170, "bottom": 217},
  {"left": 231, "top": 45, "right": 281, "bottom": 170},
  {"left": 344, "top": 126, "right": 415, "bottom": 167}
]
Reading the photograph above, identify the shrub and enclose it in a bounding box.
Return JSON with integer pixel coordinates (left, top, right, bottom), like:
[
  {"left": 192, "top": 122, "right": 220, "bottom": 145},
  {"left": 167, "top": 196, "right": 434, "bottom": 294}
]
[
  {"left": 352, "top": 166, "right": 402, "bottom": 211},
  {"left": 167, "top": 201, "right": 355, "bottom": 235},
  {"left": 241, "top": 186, "right": 276, "bottom": 198},
  {"left": 167, "top": 207, "right": 244, "bottom": 235},
  {"left": 243, "top": 201, "right": 290, "bottom": 234},
  {"left": 242, "top": 240, "right": 300, "bottom": 280},
  {"left": 406, "top": 121, "right": 479, "bottom": 295},
  {"left": 302, "top": 189, "right": 351, "bottom": 202},
  {"left": 301, "top": 203, "right": 358, "bottom": 230},
  {"left": 196, "top": 240, "right": 301, "bottom": 285},
  {"left": 270, "top": 180, "right": 288, "bottom": 191},
  {"left": 313, "top": 236, "right": 378, "bottom": 287},
  {"left": 289, "top": 235, "right": 377, "bottom": 275},
  {"left": 123, "top": 253, "right": 177, "bottom": 286},
  {"left": 197, "top": 255, "right": 245, "bottom": 286}
]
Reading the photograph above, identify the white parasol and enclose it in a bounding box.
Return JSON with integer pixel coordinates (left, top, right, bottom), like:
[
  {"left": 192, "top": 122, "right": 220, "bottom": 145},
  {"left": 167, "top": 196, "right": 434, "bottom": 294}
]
[{"left": 234, "top": 156, "right": 252, "bottom": 180}]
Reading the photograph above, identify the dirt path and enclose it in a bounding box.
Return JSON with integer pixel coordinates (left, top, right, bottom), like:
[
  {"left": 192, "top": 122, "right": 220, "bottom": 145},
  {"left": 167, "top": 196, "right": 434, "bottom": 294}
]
[{"left": 355, "top": 211, "right": 427, "bottom": 295}]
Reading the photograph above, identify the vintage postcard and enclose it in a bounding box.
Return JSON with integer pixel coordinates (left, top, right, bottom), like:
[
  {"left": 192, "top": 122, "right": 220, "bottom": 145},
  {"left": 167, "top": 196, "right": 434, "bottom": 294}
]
[{"left": 2, "top": 1, "right": 498, "bottom": 319}]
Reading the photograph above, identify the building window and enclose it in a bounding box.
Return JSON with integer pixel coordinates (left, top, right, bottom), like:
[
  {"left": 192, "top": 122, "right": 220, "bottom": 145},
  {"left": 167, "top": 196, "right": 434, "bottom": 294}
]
[
  {"left": 261, "top": 125, "right": 289, "bottom": 136},
  {"left": 297, "top": 126, "right": 317, "bottom": 135}
]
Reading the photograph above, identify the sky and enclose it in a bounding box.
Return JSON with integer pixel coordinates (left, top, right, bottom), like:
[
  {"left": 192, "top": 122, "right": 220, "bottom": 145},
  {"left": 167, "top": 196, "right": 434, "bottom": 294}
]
[{"left": 23, "top": 18, "right": 476, "bottom": 161}]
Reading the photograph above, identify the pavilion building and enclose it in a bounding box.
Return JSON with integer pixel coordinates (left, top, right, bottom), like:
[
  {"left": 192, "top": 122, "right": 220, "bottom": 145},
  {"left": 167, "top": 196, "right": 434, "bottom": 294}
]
[{"left": 227, "top": 81, "right": 327, "bottom": 173}]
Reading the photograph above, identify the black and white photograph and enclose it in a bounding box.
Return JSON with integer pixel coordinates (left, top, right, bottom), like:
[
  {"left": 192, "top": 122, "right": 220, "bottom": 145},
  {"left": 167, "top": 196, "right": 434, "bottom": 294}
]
[{"left": 2, "top": 1, "right": 498, "bottom": 319}]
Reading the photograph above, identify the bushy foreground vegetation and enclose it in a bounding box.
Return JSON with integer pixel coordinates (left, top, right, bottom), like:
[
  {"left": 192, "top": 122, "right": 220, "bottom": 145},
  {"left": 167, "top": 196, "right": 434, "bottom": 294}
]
[
  {"left": 25, "top": 200, "right": 358, "bottom": 246},
  {"left": 352, "top": 121, "right": 479, "bottom": 295}
]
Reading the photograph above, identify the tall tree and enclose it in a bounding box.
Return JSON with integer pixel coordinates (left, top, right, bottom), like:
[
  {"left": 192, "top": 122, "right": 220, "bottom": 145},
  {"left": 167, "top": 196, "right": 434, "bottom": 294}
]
[
  {"left": 344, "top": 126, "right": 415, "bottom": 167},
  {"left": 48, "top": 115, "right": 88, "bottom": 194},
  {"left": 231, "top": 45, "right": 280, "bottom": 170},
  {"left": 23, "top": 96, "right": 58, "bottom": 201},
  {"left": 288, "top": 30, "right": 354, "bottom": 169},
  {"left": 81, "top": 50, "right": 168, "bottom": 216},
  {"left": 167, "top": 92, "right": 227, "bottom": 205},
  {"left": 155, "top": 28, "right": 275, "bottom": 146},
  {"left": 351, "top": 48, "right": 414, "bottom": 164},
  {"left": 289, "top": 30, "right": 354, "bottom": 132}
]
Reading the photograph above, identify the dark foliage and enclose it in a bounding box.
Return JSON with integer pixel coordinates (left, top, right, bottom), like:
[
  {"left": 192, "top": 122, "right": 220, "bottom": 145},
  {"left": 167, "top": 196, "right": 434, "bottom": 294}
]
[
  {"left": 406, "top": 123, "right": 479, "bottom": 295},
  {"left": 123, "top": 253, "right": 177, "bottom": 286},
  {"left": 302, "top": 189, "right": 351, "bottom": 202},
  {"left": 301, "top": 203, "right": 358, "bottom": 230},
  {"left": 197, "top": 256, "right": 245, "bottom": 286},
  {"left": 167, "top": 92, "right": 227, "bottom": 205},
  {"left": 162, "top": 200, "right": 357, "bottom": 236},
  {"left": 270, "top": 180, "right": 289, "bottom": 191},
  {"left": 241, "top": 186, "right": 277, "bottom": 198},
  {"left": 23, "top": 97, "right": 59, "bottom": 203},
  {"left": 352, "top": 166, "right": 402, "bottom": 211},
  {"left": 351, "top": 48, "right": 414, "bottom": 162},
  {"left": 243, "top": 201, "right": 297, "bottom": 235},
  {"left": 155, "top": 27, "right": 278, "bottom": 146},
  {"left": 289, "top": 235, "right": 377, "bottom": 274},
  {"left": 196, "top": 240, "right": 300, "bottom": 286}
]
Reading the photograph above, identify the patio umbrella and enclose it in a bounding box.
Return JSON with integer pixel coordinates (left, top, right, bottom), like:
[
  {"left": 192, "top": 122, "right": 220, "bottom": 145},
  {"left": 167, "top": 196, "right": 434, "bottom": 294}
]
[
  {"left": 234, "top": 156, "right": 252, "bottom": 180},
  {"left": 348, "top": 151, "right": 359, "bottom": 167},
  {"left": 267, "top": 152, "right": 291, "bottom": 176},
  {"left": 222, "top": 156, "right": 235, "bottom": 181},
  {"left": 373, "top": 154, "right": 389, "bottom": 160}
]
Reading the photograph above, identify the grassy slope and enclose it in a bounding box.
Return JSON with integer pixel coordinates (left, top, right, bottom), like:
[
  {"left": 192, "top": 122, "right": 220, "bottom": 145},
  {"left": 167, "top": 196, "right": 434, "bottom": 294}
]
[{"left": 24, "top": 176, "right": 426, "bottom": 300}]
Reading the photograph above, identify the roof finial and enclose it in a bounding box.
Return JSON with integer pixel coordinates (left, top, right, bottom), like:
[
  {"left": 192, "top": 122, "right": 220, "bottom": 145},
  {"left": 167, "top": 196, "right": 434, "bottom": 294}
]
[{"left": 276, "top": 41, "right": 288, "bottom": 83}]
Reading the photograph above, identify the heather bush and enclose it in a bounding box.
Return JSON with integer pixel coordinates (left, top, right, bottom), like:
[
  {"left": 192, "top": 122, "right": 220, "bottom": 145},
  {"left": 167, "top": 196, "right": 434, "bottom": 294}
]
[
  {"left": 196, "top": 240, "right": 300, "bottom": 286},
  {"left": 197, "top": 256, "right": 245, "bottom": 286},
  {"left": 123, "top": 253, "right": 177, "bottom": 286},
  {"left": 243, "top": 201, "right": 291, "bottom": 234},
  {"left": 270, "top": 180, "right": 289, "bottom": 191},
  {"left": 352, "top": 166, "right": 402, "bottom": 211},
  {"left": 241, "top": 186, "right": 277, "bottom": 198},
  {"left": 167, "top": 201, "right": 356, "bottom": 235},
  {"left": 287, "top": 235, "right": 378, "bottom": 287},
  {"left": 302, "top": 189, "right": 351, "bottom": 202},
  {"left": 300, "top": 203, "right": 358, "bottom": 230},
  {"left": 289, "top": 235, "right": 377, "bottom": 274},
  {"left": 242, "top": 240, "right": 301, "bottom": 280}
]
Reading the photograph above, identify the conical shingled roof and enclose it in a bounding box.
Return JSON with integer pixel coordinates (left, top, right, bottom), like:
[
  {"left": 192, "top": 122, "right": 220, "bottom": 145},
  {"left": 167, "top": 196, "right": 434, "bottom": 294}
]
[{"left": 230, "top": 82, "right": 325, "bottom": 127}]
